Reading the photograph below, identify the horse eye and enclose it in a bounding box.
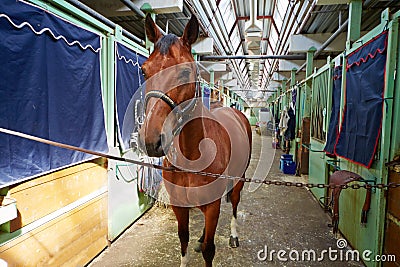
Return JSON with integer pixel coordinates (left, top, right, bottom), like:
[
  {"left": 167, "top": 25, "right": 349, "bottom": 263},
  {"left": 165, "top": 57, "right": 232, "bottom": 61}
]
[{"left": 141, "top": 68, "right": 147, "bottom": 78}]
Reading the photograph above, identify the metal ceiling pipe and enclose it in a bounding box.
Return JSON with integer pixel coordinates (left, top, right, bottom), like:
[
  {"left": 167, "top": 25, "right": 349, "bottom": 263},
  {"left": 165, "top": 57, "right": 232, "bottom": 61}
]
[
  {"left": 245, "top": 0, "right": 262, "bottom": 32},
  {"left": 201, "top": 54, "right": 306, "bottom": 60},
  {"left": 231, "top": 90, "right": 277, "bottom": 92},
  {"left": 64, "top": 0, "right": 144, "bottom": 45},
  {"left": 119, "top": 0, "right": 167, "bottom": 35},
  {"left": 119, "top": 0, "right": 145, "bottom": 18},
  {"left": 249, "top": 0, "right": 257, "bottom": 28},
  {"left": 296, "top": 0, "right": 317, "bottom": 34},
  {"left": 197, "top": 62, "right": 211, "bottom": 74},
  {"left": 296, "top": 19, "right": 349, "bottom": 74},
  {"left": 315, "top": 20, "right": 348, "bottom": 58}
]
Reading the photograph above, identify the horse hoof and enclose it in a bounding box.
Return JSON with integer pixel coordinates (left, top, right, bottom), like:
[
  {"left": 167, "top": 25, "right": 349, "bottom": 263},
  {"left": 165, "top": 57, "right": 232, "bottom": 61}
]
[
  {"left": 229, "top": 236, "right": 239, "bottom": 248},
  {"left": 194, "top": 241, "right": 202, "bottom": 253}
]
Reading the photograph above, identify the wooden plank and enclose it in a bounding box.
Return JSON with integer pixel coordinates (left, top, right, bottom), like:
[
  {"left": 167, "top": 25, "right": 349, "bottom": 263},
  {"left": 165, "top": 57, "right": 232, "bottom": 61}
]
[
  {"left": 298, "top": 117, "right": 310, "bottom": 174},
  {"left": 384, "top": 170, "right": 400, "bottom": 267},
  {"left": 0, "top": 193, "right": 108, "bottom": 267},
  {"left": 387, "top": 170, "right": 400, "bottom": 220},
  {"left": 8, "top": 158, "right": 106, "bottom": 193},
  {"left": 63, "top": 237, "right": 108, "bottom": 267},
  {"left": 7, "top": 158, "right": 107, "bottom": 231},
  {"left": 383, "top": 219, "right": 400, "bottom": 267}
]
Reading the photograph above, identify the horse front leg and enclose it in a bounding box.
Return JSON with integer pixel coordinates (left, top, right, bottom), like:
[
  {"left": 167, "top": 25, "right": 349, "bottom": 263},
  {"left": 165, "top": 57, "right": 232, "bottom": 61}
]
[
  {"left": 171, "top": 206, "right": 190, "bottom": 267},
  {"left": 200, "top": 199, "right": 221, "bottom": 267},
  {"left": 229, "top": 180, "right": 244, "bottom": 248}
]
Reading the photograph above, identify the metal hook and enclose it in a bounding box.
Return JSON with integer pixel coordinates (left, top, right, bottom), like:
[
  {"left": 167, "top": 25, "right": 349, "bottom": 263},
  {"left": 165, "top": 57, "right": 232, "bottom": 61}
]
[{"left": 135, "top": 99, "right": 145, "bottom": 125}]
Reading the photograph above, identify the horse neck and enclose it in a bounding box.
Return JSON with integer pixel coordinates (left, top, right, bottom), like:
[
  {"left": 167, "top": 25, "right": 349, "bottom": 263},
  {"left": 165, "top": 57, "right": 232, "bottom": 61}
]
[{"left": 178, "top": 105, "right": 207, "bottom": 160}]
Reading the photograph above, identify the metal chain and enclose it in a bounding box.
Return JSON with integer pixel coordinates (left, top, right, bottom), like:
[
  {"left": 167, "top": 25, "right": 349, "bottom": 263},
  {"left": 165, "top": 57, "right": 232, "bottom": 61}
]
[
  {"left": 168, "top": 168, "right": 400, "bottom": 190},
  {"left": 1, "top": 127, "right": 399, "bottom": 190}
]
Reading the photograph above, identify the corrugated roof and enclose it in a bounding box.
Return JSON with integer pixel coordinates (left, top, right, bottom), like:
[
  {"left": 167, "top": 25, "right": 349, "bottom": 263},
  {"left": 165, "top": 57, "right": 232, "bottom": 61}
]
[{"left": 80, "top": 0, "right": 400, "bottom": 103}]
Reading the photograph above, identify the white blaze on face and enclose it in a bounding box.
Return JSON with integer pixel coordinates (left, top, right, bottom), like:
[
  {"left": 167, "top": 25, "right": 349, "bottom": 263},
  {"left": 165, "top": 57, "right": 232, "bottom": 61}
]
[{"left": 230, "top": 216, "right": 238, "bottom": 238}]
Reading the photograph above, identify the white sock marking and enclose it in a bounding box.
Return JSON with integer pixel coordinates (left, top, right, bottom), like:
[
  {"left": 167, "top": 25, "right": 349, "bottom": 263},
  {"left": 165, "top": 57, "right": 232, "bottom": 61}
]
[
  {"left": 230, "top": 216, "right": 238, "bottom": 238},
  {"left": 180, "top": 251, "right": 189, "bottom": 267}
]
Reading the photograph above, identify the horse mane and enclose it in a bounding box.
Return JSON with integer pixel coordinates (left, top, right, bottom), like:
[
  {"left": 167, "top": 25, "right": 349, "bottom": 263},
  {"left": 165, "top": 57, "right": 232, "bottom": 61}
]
[{"left": 156, "top": 34, "right": 179, "bottom": 55}]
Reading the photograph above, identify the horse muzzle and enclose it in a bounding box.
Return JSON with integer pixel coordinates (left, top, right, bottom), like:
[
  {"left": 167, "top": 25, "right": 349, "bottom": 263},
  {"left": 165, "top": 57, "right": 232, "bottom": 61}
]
[{"left": 137, "top": 131, "right": 168, "bottom": 158}]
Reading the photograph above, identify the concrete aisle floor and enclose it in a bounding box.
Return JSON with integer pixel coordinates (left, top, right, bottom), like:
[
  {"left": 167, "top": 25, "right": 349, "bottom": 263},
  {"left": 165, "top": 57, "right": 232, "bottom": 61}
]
[{"left": 88, "top": 132, "right": 364, "bottom": 267}]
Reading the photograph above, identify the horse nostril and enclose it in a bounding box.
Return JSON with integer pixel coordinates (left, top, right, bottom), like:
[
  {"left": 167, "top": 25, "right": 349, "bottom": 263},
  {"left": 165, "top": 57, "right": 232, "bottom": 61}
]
[
  {"left": 160, "top": 133, "right": 166, "bottom": 146},
  {"left": 156, "top": 138, "right": 162, "bottom": 152}
]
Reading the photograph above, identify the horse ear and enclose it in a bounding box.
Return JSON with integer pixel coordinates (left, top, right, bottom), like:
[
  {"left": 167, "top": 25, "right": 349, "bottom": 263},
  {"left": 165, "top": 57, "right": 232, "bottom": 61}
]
[
  {"left": 145, "top": 13, "right": 162, "bottom": 44},
  {"left": 182, "top": 14, "right": 199, "bottom": 47}
]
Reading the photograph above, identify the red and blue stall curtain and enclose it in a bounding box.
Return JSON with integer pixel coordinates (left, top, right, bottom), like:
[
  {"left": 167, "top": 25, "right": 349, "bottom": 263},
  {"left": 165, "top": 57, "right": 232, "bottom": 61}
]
[
  {"left": 0, "top": 0, "right": 108, "bottom": 187},
  {"left": 324, "top": 66, "right": 342, "bottom": 155},
  {"left": 115, "top": 43, "right": 146, "bottom": 151},
  {"left": 334, "top": 31, "right": 388, "bottom": 168}
]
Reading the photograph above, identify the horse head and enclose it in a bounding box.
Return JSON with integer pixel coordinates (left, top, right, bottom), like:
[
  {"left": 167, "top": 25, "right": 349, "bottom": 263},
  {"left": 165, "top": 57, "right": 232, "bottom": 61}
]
[{"left": 138, "top": 14, "right": 199, "bottom": 157}]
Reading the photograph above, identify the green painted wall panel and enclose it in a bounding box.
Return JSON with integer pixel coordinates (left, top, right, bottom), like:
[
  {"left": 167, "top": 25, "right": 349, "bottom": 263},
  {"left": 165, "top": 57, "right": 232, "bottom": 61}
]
[
  {"left": 339, "top": 184, "right": 381, "bottom": 260},
  {"left": 308, "top": 140, "right": 327, "bottom": 201},
  {"left": 334, "top": 161, "right": 382, "bottom": 267}
]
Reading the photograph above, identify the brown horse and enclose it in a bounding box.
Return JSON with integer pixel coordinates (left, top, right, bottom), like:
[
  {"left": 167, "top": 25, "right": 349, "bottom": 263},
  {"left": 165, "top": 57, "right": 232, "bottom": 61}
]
[{"left": 138, "top": 14, "right": 252, "bottom": 267}]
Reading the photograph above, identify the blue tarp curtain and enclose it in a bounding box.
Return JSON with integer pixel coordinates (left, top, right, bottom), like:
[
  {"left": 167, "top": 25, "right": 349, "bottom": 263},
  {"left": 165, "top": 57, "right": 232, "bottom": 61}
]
[
  {"left": 324, "top": 66, "right": 342, "bottom": 155},
  {"left": 334, "top": 31, "right": 388, "bottom": 168},
  {"left": 202, "top": 85, "right": 210, "bottom": 109},
  {"left": 0, "top": 0, "right": 108, "bottom": 187},
  {"left": 115, "top": 43, "right": 146, "bottom": 150}
]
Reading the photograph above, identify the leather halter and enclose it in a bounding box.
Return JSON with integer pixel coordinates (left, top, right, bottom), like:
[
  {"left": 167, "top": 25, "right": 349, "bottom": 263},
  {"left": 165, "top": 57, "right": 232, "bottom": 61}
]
[
  {"left": 144, "top": 65, "right": 201, "bottom": 136},
  {"left": 144, "top": 90, "right": 177, "bottom": 110}
]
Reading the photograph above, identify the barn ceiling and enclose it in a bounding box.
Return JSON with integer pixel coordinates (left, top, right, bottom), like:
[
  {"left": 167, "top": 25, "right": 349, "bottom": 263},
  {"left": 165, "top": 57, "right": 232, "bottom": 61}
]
[{"left": 79, "top": 0, "right": 400, "bottom": 106}]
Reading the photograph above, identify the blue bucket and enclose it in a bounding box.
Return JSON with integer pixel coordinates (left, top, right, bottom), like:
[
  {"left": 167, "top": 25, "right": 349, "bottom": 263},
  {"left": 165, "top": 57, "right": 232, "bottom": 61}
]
[
  {"left": 280, "top": 154, "right": 293, "bottom": 161},
  {"left": 283, "top": 161, "right": 296, "bottom": 175},
  {"left": 280, "top": 154, "right": 294, "bottom": 171}
]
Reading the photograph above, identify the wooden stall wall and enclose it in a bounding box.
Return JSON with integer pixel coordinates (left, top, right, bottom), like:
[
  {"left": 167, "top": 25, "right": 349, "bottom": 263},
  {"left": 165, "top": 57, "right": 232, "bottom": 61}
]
[
  {"left": 384, "top": 170, "right": 400, "bottom": 267},
  {"left": 0, "top": 159, "right": 108, "bottom": 266}
]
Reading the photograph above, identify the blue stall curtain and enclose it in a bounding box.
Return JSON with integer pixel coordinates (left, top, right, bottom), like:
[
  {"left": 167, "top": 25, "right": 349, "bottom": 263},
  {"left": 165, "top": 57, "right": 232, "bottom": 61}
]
[
  {"left": 334, "top": 31, "right": 388, "bottom": 168},
  {"left": 202, "top": 84, "right": 211, "bottom": 110},
  {"left": 324, "top": 66, "right": 342, "bottom": 155},
  {"left": 115, "top": 43, "right": 146, "bottom": 150},
  {"left": 0, "top": 0, "right": 108, "bottom": 187}
]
